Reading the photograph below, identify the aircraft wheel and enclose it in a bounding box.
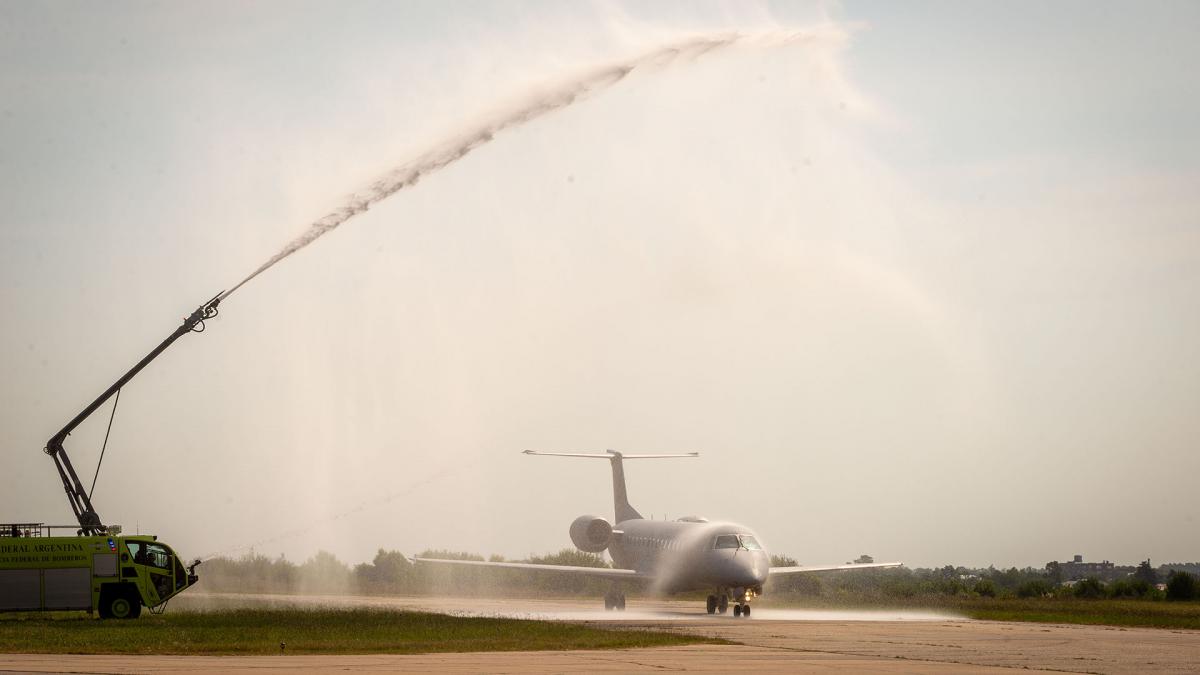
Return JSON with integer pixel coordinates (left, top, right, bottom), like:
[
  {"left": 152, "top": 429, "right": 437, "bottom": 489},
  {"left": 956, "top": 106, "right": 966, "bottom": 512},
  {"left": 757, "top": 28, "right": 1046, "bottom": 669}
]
[
  {"left": 743, "top": 604, "right": 751, "bottom": 618},
  {"left": 617, "top": 594, "right": 626, "bottom": 611},
  {"left": 718, "top": 595, "right": 728, "bottom": 614},
  {"left": 733, "top": 604, "right": 742, "bottom": 617},
  {"left": 604, "top": 593, "right": 614, "bottom": 611},
  {"left": 706, "top": 595, "right": 717, "bottom": 614}
]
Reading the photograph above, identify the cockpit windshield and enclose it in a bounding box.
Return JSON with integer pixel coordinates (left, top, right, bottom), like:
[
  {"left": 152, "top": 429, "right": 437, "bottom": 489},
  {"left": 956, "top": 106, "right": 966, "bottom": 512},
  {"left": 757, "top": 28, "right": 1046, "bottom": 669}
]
[
  {"left": 713, "top": 534, "right": 740, "bottom": 549},
  {"left": 713, "top": 534, "right": 763, "bottom": 550}
]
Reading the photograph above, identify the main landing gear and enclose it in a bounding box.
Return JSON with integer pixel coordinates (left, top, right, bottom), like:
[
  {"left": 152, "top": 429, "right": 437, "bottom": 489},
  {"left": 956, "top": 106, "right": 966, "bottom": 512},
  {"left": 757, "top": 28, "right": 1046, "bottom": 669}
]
[
  {"left": 604, "top": 591, "right": 626, "bottom": 611},
  {"left": 705, "top": 594, "right": 729, "bottom": 615}
]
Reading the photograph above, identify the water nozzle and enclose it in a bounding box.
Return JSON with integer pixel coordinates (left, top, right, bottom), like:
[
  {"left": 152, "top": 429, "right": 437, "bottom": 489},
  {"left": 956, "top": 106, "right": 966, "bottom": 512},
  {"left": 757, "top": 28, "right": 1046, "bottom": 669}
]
[{"left": 204, "top": 290, "right": 224, "bottom": 311}]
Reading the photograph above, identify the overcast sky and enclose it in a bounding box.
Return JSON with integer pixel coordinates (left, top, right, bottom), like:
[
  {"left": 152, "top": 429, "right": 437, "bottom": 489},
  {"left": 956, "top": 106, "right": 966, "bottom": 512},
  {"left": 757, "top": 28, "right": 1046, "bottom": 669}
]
[{"left": 2, "top": 1, "right": 1197, "bottom": 570}]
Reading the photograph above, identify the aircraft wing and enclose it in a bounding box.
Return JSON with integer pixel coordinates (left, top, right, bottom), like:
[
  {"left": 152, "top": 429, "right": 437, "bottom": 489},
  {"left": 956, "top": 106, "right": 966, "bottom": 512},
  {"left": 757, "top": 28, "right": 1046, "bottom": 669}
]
[
  {"left": 411, "top": 556, "right": 648, "bottom": 580},
  {"left": 769, "top": 561, "right": 904, "bottom": 576}
]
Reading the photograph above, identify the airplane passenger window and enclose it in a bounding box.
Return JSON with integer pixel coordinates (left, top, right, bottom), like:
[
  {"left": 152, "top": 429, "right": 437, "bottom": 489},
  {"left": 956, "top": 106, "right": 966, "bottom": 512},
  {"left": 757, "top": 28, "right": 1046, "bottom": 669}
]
[
  {"left": 740, "top": 535, "right": 763, "bottom": 551},
  {"left": 714, "top": 535, "right": 739, "bottom": 549}
]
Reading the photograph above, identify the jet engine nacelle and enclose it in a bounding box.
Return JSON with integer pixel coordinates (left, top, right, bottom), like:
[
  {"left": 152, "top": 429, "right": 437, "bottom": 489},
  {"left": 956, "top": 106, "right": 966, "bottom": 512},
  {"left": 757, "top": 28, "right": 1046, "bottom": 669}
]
[{"left": 569, "top": 515, "right": 613, "bottom": 553}]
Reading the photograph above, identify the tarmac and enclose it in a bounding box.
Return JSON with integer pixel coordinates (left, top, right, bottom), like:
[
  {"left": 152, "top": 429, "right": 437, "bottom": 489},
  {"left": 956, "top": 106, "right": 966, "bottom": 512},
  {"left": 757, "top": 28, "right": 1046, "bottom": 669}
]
[{"left": 2, "top": 594, "right": 1198, "bottom": 674}]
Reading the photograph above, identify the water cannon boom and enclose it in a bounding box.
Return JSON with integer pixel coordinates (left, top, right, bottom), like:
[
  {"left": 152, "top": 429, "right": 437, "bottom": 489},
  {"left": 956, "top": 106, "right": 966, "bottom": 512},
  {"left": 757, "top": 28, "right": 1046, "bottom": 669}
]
[{"left": 44, "top": 290, "right": 224, "bottom": 535}]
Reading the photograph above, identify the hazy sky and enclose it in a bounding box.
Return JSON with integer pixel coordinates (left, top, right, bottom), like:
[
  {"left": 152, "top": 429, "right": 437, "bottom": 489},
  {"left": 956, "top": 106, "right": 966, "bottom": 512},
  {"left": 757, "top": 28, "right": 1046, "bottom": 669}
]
[{"left": 2, "top": 1, "right": 1197, "bottom": 571}]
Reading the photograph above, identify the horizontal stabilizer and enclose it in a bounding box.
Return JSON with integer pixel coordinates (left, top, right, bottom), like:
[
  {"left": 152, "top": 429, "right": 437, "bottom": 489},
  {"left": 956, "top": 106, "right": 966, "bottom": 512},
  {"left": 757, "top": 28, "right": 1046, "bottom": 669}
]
[
  {"left": 523, "top": 450, "right": 699, "bottom": 459},
  {"left": 523, "top": 449, "right": 698, "bottom": 524},
  {"left": 769, "top": 561, "right": 904, "bottom": 576}
]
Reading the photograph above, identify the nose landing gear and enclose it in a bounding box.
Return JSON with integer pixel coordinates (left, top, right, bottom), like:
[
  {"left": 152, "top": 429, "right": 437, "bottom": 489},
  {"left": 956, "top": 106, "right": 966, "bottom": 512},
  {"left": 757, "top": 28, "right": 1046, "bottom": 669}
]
[
  {"left": 707, "top": 590, "right": 752, "bottom": 617},
  {"left": 709, "top": 588, "right": 753, "bottom": 617}
]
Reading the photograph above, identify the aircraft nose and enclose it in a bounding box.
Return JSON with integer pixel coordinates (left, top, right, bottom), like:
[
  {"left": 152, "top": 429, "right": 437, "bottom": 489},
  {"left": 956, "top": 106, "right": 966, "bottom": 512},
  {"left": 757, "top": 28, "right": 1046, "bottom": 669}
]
[
  {"left": 729, "top": 552, "right": 768, "bottom": 587},
  {"left": 749, "top": 552, "right": 769, "bottom": 585}
]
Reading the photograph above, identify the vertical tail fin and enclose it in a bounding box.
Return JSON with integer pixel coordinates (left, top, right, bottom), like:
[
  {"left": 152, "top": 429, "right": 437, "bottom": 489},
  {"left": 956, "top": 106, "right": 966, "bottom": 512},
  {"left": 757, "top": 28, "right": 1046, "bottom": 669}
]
[
  {"left": 607, "top": 451, "right": 641, "bottom": 523},
  {"left": 523, "top": 449, "right": 699, "bottom": 524}
]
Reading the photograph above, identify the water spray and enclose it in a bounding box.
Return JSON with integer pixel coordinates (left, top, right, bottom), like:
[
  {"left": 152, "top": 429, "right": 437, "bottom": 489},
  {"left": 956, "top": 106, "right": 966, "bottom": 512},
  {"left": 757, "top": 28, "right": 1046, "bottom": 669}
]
[
  {"left": 197, "top": 463, "right": 460, "bottom": 562},
  {"left": 60, "top": 30, "right": 819, "bottom": 559},
  {"left": 219, "top": 30, "right": 819, "bottom": 302}
]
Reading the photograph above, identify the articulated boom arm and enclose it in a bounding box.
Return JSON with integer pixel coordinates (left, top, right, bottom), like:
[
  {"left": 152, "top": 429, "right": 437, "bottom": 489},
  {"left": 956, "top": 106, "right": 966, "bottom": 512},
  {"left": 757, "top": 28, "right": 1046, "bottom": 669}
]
[{"left": 43, "top": 291, "right": 223, "bottom": 535}]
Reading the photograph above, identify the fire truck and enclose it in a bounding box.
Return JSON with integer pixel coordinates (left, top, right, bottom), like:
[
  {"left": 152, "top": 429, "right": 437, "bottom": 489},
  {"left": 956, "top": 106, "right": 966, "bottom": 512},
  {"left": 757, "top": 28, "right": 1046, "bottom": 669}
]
[
  {"left": 0, "top": 293, "right": 221, "bottom": 618},
  {"left": 0, "top": 525, "right": 197, "bottom": 618}
]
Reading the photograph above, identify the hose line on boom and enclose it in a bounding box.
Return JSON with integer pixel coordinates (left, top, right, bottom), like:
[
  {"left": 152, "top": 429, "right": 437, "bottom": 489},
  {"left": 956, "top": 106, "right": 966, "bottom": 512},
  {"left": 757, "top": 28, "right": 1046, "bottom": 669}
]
[{"left": 89, "top": 388, "right": 120, "bottom": 500}]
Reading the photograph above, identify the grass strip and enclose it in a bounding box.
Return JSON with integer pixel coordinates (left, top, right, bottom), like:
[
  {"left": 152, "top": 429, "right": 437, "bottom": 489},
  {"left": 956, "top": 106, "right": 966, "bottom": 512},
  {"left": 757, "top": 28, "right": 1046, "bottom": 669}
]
[
  {"left": 0, "top": 608, "right": 723, "bottom": 655},
  {"left": 959, "top": 599, "right": 1200, "bottom": 630}
]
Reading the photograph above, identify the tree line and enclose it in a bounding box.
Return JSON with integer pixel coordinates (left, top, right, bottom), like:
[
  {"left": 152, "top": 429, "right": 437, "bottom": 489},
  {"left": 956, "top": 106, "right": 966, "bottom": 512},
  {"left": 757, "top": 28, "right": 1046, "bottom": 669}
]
[
  {"left": 197, "top": 548, "right": 619, "bottom": 597},
  {"left": 767, "top": 556, "right": 1199, "bottom": 602},
  {"left": 196, "top": 549, "right": 1200, "bottom": 601}
]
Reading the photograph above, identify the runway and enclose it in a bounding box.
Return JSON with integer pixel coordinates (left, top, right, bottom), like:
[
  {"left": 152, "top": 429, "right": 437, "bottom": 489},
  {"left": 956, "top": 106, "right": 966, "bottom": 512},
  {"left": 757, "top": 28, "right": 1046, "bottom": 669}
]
[{"left": 3, "top": 594, "right": 1199, "bottom": 674}]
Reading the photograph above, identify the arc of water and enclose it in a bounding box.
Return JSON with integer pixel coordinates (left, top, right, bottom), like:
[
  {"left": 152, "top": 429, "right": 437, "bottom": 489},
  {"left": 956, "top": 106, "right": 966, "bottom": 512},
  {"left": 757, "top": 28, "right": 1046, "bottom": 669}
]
[{"left": 221, "top": 31, "right": 817, "bottom": 301}]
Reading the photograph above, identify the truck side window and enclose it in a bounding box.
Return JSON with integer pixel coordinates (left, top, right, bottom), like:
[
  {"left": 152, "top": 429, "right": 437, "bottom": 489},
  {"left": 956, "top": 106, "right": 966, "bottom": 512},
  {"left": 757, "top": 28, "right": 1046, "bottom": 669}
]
[{"left": 144, "top": 543, "right": 171, "bottom": 569}]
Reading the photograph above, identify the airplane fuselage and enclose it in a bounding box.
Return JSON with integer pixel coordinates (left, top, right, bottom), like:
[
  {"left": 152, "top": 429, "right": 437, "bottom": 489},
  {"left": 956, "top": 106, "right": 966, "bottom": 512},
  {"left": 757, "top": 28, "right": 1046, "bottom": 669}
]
[{"left": 610, "top": 518, "right": 770, "bottom": 595}]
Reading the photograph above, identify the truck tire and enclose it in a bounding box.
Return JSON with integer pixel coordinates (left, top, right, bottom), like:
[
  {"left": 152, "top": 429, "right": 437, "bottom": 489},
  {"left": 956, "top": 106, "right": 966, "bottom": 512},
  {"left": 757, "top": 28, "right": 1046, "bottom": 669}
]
[{"left": 99, "top": 588, "right": 142, "bottom": 620}]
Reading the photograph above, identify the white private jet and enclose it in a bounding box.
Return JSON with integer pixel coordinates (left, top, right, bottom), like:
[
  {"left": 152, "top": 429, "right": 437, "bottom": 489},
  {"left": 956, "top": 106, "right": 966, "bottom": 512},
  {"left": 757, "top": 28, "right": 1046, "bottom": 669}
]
[{"left": 415, "top": 451, "right": 901, "bottom": 617}]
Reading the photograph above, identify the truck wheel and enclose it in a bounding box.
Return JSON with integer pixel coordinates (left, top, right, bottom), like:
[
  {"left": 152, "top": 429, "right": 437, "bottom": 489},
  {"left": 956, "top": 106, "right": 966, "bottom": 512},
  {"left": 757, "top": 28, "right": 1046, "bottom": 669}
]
[{"left": 102, "top": 590, "right": 141, "bottom": 619}]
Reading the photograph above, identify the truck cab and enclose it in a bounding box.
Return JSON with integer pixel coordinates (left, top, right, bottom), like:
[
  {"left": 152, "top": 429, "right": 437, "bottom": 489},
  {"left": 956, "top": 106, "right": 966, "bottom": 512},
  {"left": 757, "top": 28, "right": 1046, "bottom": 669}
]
[{"left": 119, "top": 536, "right": 198, "bottom": 614}]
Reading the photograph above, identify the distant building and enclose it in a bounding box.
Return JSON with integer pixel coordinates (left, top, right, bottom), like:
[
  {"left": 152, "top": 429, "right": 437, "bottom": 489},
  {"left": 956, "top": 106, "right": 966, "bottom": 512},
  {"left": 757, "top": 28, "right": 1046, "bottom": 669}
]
[{"left": 1050, "top": 554, "right": 1132, "bottom": 582}]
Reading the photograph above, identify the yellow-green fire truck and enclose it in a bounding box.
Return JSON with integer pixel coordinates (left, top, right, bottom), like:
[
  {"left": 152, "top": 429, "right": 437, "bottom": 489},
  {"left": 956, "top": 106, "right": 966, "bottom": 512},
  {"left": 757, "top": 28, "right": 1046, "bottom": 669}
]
[
  {"left": 0, "top": 524, "right": 198, "bottom": 618},
  {"left": 3, "top": 292, "right": 222, "bottom": 618}
]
